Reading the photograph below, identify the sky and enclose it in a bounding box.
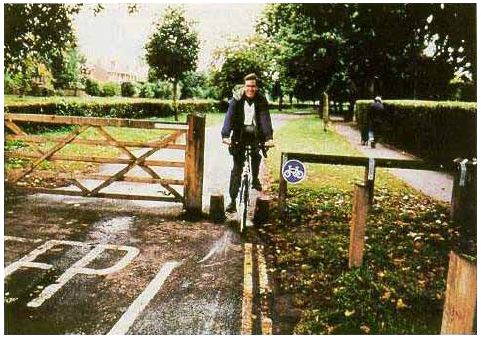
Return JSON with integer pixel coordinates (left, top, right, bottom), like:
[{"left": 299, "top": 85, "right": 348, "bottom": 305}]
[{"left": 73, "top": 3, "right": 265, "bottom": 77}]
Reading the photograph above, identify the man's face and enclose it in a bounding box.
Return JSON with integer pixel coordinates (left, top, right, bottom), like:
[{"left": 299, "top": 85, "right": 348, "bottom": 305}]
[{"left": 244, "top": 79, "right": 257, "bottom": 99}]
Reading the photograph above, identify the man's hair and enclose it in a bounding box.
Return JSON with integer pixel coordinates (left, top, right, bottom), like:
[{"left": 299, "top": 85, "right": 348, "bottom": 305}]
[
  {"left": 374, "top": 96, "right": 382, "bottom": 103},
  {"left": 244, "top": 73, "right": 258, "bottom": 82}
]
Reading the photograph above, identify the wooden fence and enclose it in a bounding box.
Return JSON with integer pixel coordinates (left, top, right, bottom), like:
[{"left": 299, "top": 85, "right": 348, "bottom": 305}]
[{"left": 4, "top": 113, "right": 205, "bottom": 214}]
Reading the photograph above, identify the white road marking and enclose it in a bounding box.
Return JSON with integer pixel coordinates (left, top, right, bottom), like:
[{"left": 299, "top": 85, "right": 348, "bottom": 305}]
[
  {"left": 4, "top": 238, "right": 139, "bottom": 308},
  {"left": 27, "top": 244, "right": 139, "bottom": 308},
  {"left": 107, "top": 261, "right": 181, "bottom": 335},
  {"left": 4, "top": 235, "right": 43, "bottom": 243}
]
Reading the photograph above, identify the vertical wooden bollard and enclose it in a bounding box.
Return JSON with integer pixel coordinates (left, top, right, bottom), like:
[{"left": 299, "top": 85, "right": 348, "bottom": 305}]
[
  {"left": 254, "top": 196, "right": 271, "bottom": 225},
  {"left": 184, "top": 113, "right": 206, "bottom": 217},
  {"left": 450, "top": 158, "right": 477, "bottom": 234},
  {"left": 440, "top": 251, "right": 476, "bottom": 334},
  {"left": 278, "top": 153, "right": 288, "bottom": 219},
  {"left": 209, "top": 193, "right": 225, "bottom": 222},
  {"left": 364, "top": 158, "right": 376, "bottom": 207},
  {"left": 348, "top": 183, "right": 369, "bottom": 268}
]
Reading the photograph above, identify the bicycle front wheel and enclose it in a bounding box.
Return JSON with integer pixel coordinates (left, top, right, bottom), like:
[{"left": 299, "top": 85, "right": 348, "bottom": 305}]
[{"left": 240, "top": 176, "right": 250, "bottom": 232}]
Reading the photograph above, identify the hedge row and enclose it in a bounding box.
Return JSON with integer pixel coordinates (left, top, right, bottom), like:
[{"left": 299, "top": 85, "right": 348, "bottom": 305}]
[
  {"left": 355, "top": 100, "right": 477, "bottom": 164},
  {"left": 4, "top": 98, "right": 226, "bottom": 119},
  {"left": 4, "top": 96, "right": 314, "bottom": 119}
]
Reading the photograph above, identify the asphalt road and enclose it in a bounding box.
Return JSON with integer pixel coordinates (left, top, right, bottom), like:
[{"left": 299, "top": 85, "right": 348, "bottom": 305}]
[{"left": 4, "top": 192, "right": 243, "bottom": 335}]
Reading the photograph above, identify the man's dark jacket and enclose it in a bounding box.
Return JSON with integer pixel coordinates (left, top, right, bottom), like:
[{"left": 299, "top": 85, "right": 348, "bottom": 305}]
[{"left": 221, "top": 92, "right": 273, "bottom": 143}]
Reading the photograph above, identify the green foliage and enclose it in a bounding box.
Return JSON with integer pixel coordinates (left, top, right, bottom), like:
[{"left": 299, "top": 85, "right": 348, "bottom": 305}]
[
  {"left": 4, "top": 96, "right": 224, "bottom": 119},
  {"left": 211, "top": 35, "right": 271, "bottom": 99},
  {"left": 145, "top": 6, "right": 199, "bottom": 120},
  {"left": 85, "top": 78, "right": 101, "bottom": 97},
  {"left": 100, "top": 82, "right": 120, "bottom": 97},
  {"left": 4, "top": 71, "right": 24, "bottom": 95},
  {"left": 145, "top": 6, "right": 199, "bottom": 83},
  {"left": 154, "top": 81, "right": 175, "bottom": 99},
  {"left": 4, "top": 4, "right": 79, "bottom": 74},
  {"left": 51, "top": 47, "right": 87, "bottom": 90},
  {"left": 121, "top": 82, "right": 137, "bottom": 97},
  {"left": 180, "top": 71, "right": 216, "bottom": 99},
  {"left": 355, "top": 100, "right": 476, "bottom": 164},
  {"left": 256, "top": 4, "right": 476, "bottom": 102},
  {"left": 139, "top": 82, "right": 156, "bottom": 98}
]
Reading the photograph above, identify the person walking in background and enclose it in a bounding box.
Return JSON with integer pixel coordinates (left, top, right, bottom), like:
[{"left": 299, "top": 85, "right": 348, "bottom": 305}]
[{"left": 366, "top": 96, "right": 384, "bottom": 148}]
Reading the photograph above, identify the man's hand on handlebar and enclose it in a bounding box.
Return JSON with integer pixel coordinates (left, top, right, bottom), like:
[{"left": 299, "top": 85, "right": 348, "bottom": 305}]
[
  {"left": 222, "top": 138, "right": 231, "bottom": 145},
  {"left": 264, "top": 139, "right": 275, "bottom": 148}
]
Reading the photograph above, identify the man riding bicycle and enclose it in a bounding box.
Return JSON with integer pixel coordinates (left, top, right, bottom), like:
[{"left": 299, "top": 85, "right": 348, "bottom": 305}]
[{"left": 221, "top": 73, "right": 274, "bottom": 213}]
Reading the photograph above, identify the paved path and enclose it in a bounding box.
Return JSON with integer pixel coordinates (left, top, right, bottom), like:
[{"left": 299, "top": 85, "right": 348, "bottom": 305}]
[{"left": 334, "top": 121, "right": 453, "bottom": 202}]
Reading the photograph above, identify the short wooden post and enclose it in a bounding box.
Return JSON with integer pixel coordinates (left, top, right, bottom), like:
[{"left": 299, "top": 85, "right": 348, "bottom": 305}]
[
  {"left": 254, "top": 196, "right": 271, "bottom": 225},
  {"left": 440, "top": 251, "right": 476, "bottom": 334},
  {"left": 349, "top": 183, "right": 369, "bottom": 268},
  {"left": 450, "top": 158, "right": 476, "bottom": 235},
  {"left": 364, "top": 158, "right": 376, "bottom": 207},
  {"left": 184, "top": 113, "right": 206, "bottom": 217},
  {"left": 278, "top": 153, "right": 288, "bottom": 219},
  {"left": 322, "top": 91, "right": 329, "bottom": 132},
  {"left": 209, "top": 193, "right": 225, "bottom": 222}
]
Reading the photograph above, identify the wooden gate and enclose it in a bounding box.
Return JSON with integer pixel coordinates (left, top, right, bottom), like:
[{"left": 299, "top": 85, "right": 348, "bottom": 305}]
[{"left": 4, "top": 113, "right": 205, "bottom": 214}]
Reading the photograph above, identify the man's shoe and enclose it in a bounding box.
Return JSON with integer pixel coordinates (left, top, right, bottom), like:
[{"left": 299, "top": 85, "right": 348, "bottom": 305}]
[
  {"left": 226, "top": 201, "right": 236, "bottom": 213},
  {"left": 252, "top": 178, "right": 262, "bottom": 191}
]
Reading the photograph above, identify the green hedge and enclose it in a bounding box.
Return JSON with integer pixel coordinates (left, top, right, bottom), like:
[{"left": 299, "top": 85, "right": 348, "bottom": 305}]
[
  {"left": 4, "top": 97, "right": 225, "bottom": 119},
  {"left": 355, "top": 100, "right": 477, "bottom": 164}
]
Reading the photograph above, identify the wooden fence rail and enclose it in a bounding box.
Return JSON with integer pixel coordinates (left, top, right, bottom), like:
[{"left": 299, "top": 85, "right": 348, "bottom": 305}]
[{"left": 278, "top": 152, "right": 446, "bottom": 217}]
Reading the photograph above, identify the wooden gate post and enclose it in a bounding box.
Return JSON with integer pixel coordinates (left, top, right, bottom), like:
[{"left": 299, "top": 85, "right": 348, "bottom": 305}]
[
  {"left": 450, "top": 158, "right": 477, "bottom": 235},
  {"left": 349, "top": 183, "right": 369, "bottom": 268},
  {"left": 278, "top": 153, "right": 288, "bottom": 219},
  {"left": 441, "top": 251, "right": 476, "bottom": 334},
  {"left": 184, "top": 113, "right": 206, "bottom": 217}
]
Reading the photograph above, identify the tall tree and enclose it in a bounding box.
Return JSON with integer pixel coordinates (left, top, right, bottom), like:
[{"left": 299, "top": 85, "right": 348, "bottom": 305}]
[
  {"left": 211, "top": 35, "right": 271, "bottom": 99},
  {"left": 145, "top": 6, "right": 200, "bottom": 120},
  {"left": 4, "top": 4, "right": 80, "bottom": 73}
]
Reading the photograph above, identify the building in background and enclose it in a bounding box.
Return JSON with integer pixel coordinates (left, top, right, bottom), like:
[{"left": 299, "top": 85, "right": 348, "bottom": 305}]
[{"left": 86, "top": 59, "right": 147, "bottom": 83}]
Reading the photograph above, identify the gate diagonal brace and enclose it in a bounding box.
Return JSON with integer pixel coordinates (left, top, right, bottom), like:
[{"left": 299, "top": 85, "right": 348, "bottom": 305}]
[
  {"left": 88, "top": 129, "right": 184, "bottom": 201},
  {"left": 9, "top": 125, "right": 90, "bottom": 184},
  {"left": 5, "top": 121, "right": 46, "bottom": 157},
  {"left": 4, "top": 239, "right": 139, "bottom": 308}
]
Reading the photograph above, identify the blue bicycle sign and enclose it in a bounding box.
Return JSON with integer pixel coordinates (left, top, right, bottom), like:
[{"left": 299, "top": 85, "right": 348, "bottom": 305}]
[{"left": 282, "top": 159, "right": 306, "bottom": 184}]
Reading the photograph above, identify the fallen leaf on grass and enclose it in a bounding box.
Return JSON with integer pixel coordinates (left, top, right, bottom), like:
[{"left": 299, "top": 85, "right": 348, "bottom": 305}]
[
  {"left": 360, "top": 325, "right": 370, "bottom": 333},
  {"left": 396, "top": 298, "right": 408, "bottom": 309}
]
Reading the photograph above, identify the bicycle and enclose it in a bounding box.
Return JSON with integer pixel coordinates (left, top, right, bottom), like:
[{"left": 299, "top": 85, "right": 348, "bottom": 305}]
[{"left": 226, "top": 140, "right": 270, "bottom": 232}]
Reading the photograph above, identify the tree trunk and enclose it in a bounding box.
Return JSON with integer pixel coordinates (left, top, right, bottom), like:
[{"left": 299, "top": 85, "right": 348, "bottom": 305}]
[
  {"left": 173, "top": 79, "right": 179, "bottom": 121},
  {"left": 278, "top": 89, "right": 283, "bottom": 111}
]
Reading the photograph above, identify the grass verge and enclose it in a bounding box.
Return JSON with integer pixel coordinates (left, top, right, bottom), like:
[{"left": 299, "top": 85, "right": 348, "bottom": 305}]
[{"left": 258, "top": 115, "right": 476, "bottom": 334}]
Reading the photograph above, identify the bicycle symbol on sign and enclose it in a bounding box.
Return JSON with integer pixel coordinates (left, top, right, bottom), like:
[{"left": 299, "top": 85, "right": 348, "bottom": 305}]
[{"left": 282, "top": 159, "right": 306, "bottom": 184}]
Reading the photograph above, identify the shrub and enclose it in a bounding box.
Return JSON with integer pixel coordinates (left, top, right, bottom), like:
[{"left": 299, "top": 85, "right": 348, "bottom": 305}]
[
  {"left": 154, "top": 81, "right": 174, "bottom": 99},
  {"left": 355, "top": 100, "right": 477, "bottom": 164},
  {"left": 139, "top": 82, "right": 156, "bottom": 98},
  {"left": 121, "top": 82, "right": 137, "bottom": 97},
  {"left": 85, "top": 78, "right": 101, "bottom": 96},
  {"left": 101, "top": 82, "right": 119, "bottom": 97},
  {"left": 4, "top": 71, "right": 22, "bottom": 95}
]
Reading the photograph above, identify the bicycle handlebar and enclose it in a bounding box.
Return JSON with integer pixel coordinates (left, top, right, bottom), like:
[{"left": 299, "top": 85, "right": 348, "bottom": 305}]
[{"left": 227, "top": 140, "right": 273, "bottom": 158}]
